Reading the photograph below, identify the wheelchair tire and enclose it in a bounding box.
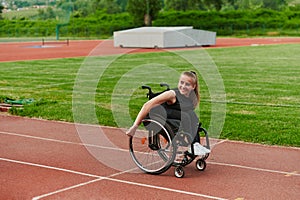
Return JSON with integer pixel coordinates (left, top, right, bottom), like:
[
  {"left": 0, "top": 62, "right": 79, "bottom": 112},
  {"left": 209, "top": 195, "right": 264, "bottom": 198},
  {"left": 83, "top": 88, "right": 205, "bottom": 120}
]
[
  {"left": 196, "top": 159, "right": 206, "bottom": 171},
  {"left": 174, "top": 166, "right": 185, "bottom": 178},
  {"left": 129, "top": 119, "right": 176, "bottom": 175}
]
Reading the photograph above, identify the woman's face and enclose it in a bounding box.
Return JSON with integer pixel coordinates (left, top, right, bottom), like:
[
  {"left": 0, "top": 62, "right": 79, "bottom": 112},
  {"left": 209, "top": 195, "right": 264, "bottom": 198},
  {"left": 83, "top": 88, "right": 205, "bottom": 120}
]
[{"left": 177, "top": 74, "right": 195, "bottom": 97}]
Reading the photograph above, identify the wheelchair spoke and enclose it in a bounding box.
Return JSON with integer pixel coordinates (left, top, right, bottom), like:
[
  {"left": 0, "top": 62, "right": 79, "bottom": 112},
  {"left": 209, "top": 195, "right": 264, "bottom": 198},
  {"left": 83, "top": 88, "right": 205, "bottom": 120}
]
[{"left": 129, "top": 119, "right": 176, "bottom": 174}]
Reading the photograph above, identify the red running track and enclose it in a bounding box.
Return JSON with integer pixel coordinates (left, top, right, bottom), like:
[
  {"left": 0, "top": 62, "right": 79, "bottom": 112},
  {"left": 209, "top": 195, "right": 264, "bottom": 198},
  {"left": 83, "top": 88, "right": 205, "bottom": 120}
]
[
  {"left": 1, "top": 37, "right": 300, "bottom": 62},
  {"left": 0, "top": 114, "right": 299, "bottom": 199},
  {"left": 1, "top": 38, "right": 300, "bottom": 199}
]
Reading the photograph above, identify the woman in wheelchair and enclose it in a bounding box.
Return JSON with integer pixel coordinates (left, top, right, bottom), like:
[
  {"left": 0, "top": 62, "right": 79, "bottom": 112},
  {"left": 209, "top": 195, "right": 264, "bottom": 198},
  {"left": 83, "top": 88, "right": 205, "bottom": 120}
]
[{"left": 126, "top": 71, "right": 210, "bottom": 156}]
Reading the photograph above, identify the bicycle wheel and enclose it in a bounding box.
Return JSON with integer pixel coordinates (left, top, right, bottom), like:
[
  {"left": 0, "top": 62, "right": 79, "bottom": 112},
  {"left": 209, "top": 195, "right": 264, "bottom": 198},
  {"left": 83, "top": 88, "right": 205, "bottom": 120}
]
[{"left": 129, "top": 119, "right": 176, "bottom": 175}]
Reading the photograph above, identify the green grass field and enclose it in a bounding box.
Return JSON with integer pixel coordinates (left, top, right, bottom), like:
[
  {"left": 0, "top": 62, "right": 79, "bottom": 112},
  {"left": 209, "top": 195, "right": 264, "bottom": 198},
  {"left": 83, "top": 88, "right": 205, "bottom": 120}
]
[{"left": 0, "top": 44, "right": 299, "bottom": 147}]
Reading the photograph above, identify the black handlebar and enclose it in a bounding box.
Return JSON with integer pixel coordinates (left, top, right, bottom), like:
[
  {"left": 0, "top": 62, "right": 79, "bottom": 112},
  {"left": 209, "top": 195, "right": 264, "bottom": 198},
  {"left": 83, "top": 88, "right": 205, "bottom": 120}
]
[
  {"left": 141, "top": 85, "right": 151, "bottom": 90},
  {"left": 142, "top": 85, "right": 152, "bottom": 99},
  {"left": 160, "top": 83, "right": 170, "bottom": 90},
  {"left": 142, "top": 83, "right": 170, "bottom": 99}
]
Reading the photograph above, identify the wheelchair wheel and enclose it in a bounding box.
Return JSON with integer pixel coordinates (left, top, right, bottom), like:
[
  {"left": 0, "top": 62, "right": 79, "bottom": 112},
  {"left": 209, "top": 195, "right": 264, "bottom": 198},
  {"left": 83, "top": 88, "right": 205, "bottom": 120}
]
[
  {"left": 196, "top": 159, "right": 206, "bottom": 171},
  {"left": 174, "top": 166, "right": 185, "bottom": 178},
  {"left": 129, "top": 119, "right": 176, "bottom": 175}
]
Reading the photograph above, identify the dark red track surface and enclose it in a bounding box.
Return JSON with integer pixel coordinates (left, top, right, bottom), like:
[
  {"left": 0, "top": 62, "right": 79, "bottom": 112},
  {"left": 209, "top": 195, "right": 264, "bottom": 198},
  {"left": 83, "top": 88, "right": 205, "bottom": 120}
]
[
  {"left": 1, "top": 114, "right": 299, "bottom": 200},
  {"left": 1, "top": 37, "right": 300, "bottom": 62},
  {"left": 1, "top": 38, "right": 300, "bottom": 199}
]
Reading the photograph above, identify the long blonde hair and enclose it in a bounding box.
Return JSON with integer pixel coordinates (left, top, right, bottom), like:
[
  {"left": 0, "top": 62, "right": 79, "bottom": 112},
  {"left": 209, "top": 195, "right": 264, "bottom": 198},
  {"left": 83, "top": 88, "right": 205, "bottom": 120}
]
[{"left": 182, "top": 71, "right": 200, "bottom": 107}]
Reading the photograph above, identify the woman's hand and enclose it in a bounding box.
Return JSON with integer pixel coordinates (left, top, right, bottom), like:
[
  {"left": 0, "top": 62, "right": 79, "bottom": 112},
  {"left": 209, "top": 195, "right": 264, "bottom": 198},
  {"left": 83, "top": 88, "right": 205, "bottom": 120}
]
[{"left": 126, "top": 124, "right": 138, "bottom": 137}]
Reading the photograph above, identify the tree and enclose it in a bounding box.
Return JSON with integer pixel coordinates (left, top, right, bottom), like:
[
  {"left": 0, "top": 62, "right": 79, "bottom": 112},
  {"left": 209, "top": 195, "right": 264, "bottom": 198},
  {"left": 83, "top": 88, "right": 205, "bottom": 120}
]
[
  {"left": 0, "top": 5, "right": 3, "bottom": 20},
  {"left": 224, "top": 0, "right": 287, "bottom": 10},
  {"left": 116, "top": 0, "right": 128, "bottom": 12},
  {"left": 165, "top": 0, "right": 203, "bottom": 11},
  {"left": 37, "top": 6, "right": 56, "bottom": 20},
  {"left": 204, "top": 0, "right": 223, "bottom": 11},
  {"left": 127, "top": 0, "right": 162, "bottom": 26},
  {"left": 233, "top": 0, "right": 251, "bottom": 9},
  {"left": 262, "top": 0, "right": 287, "bottom": 10},
  {"left": 93, "top": 0, "right": 121, "bottom": 14}
]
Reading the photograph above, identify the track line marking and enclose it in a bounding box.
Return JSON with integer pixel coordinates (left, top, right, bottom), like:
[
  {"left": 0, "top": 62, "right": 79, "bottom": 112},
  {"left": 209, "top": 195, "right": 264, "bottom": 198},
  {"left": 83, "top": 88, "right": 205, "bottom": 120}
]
[
  {"left": 2, "top": 131, "right": 299, "bottom": 177},
  {"left": 32, "top": 166, "right": 141, "bottom": 200},
  {"left": 285, "top": 171, "right": 298, "bottom": 177},
  {"left": 0, "top": 131, "right": 127, "bottom": 152},
  {"left": 1, "top": 157, "right": 227, "bottom": 200},
  {"left": 0, "top": 157, "right": 100, "bottom": 178},
  {"left": 32, "top": 178, "right": 103, "bottom": 200},
  {"left": 208, "top": 161, "right": 300, "bottom": 177},
  {"left": 210, "top": 139, "right": 227, "bottom": 147},
  {"left": 101, "top": 177, "right": 228, "bottom": 200}
]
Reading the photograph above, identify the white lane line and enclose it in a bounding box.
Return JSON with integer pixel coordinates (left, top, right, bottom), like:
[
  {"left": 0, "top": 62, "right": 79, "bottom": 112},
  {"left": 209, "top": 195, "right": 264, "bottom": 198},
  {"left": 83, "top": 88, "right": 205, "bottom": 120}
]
[
  {"left": 209, "top": 139, "right": 227, "bottom": 148},
  {"left": 32, "top": 167, "right": 141, "bottom": 200},
  {"left": 0, "top": 158, "right": 227, "bottom": 200},
  {"left": 208, "top": 161, "right": 300, "bottom": 177},
  {"left": 0, "top": 157, "right": 100, "bottom": 178},
  {"left": 2, "top": 131, "right": 299, "bottom": 177},
  {"left": 100, "top": 177, "right": 228, "bottom": 200},
  {"left": 32, "top": 178, "right": 103, "bottom": 200},
  {"left": 0, "top": 131, "right": 127, "bottom": 152}
]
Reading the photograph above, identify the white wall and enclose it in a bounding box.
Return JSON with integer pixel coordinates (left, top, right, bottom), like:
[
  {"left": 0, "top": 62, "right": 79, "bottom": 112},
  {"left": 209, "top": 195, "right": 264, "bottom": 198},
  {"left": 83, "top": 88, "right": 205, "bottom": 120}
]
[{"left": 114, "top": 27, "right": 216, "bottom": 48}]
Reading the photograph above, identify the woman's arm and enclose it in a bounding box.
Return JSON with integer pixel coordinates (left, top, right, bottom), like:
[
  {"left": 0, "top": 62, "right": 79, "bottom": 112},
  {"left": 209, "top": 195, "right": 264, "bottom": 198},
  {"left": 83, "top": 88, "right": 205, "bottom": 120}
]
[{"left": 126, "top": 90, "right": 176, "bottom": 136}]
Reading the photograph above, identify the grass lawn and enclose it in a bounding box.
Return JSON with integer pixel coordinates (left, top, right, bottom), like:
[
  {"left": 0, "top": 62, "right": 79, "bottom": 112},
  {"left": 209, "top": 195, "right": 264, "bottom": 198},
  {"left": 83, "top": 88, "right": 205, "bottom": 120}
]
[{"left": 0, "top": 44, "right": 299, "bottom": 147}]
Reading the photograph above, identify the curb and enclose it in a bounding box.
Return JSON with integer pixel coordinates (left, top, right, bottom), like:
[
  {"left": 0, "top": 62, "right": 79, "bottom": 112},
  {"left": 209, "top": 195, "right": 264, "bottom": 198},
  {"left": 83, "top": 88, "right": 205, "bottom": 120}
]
[{"left": 0, "top": 103, "right": 23, "bottom": 112}]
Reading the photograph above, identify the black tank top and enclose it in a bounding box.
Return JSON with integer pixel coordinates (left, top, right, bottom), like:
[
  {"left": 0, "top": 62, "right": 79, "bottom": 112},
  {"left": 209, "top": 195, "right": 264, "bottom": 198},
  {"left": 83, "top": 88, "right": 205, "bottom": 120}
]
[{"left": 163, "top": 89, "right": 195, "bottom": 112}]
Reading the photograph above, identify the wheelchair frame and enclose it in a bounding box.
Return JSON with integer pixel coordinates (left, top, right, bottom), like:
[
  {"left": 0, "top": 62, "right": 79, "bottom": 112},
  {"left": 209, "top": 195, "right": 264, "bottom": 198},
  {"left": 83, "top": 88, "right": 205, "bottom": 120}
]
[{"left": 129, "top": 83, "right": 210, "bottom": 178}]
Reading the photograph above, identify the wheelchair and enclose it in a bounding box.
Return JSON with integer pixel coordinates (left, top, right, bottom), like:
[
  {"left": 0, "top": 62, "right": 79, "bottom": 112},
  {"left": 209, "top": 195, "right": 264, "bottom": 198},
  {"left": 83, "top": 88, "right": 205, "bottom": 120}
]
[{"left": 129, "top": 83, "right": 210, "bottom": 178}]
